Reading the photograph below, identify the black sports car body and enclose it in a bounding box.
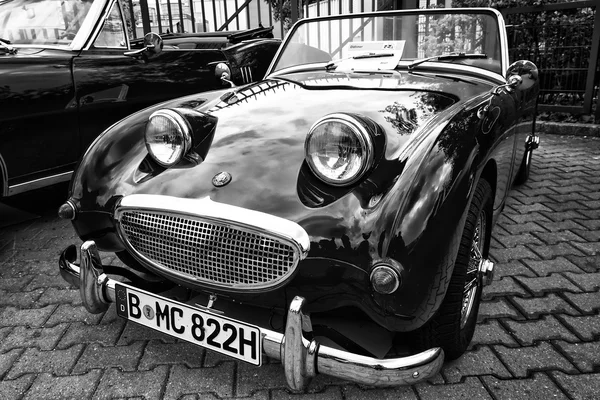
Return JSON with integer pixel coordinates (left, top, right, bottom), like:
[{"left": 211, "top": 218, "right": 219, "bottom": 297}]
[
  {"left": 57, "top": 8, "right": 539, "bottom": 389},
  {"left": 0, "top": 0, "right": 279, "bottom": 197}
]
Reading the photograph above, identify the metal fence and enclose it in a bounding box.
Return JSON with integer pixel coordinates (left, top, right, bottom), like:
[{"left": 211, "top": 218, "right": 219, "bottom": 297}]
[
  {"left": 132, "top": 0, "right": 600, "bottom": 120},
  {"left": 502, "top": 0, "right": 600, "bottom": 119}
]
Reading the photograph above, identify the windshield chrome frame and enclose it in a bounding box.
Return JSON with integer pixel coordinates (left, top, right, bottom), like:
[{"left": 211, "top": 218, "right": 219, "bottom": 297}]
[
  {"left": 266, "top": 7, "right": 509, "bottom": 82},
  {"left": 2, "top": 0, "right": 110, "bottom": 52}
]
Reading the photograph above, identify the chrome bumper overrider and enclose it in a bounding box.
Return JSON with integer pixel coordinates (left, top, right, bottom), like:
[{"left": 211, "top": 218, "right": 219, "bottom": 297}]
[{"left": 59, "top": 241, "right": 444, "bottom": 390}]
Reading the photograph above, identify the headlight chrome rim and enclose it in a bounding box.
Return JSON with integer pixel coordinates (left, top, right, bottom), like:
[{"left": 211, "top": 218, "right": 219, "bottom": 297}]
[
  {"left": 305, "top": 113, "right": 374, "bottom": 186},
  {"left": 145, "top": 109, "right": 192, "bottom": 167}
]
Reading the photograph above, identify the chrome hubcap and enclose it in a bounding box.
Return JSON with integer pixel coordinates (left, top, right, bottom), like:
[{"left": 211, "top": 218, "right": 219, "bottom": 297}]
[{"left": 461, "top": 210, "right": 486, "bottom": 329}]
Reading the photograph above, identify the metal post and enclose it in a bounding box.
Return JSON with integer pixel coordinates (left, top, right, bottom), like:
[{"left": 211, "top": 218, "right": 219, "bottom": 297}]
[
  {"left": 586, "top": 3, "right": 600, "bottom": 118},
  {"left": 139, "top": 0, "right": 153, "bottom": 34},
  {"left": 291, "top": 0, "right": 299, "bottom": 26}
]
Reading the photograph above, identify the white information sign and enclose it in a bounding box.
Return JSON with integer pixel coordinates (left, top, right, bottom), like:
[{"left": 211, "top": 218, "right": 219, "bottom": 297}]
[{"left": 339, "top": 40, "right": 406, "bottom": 70}]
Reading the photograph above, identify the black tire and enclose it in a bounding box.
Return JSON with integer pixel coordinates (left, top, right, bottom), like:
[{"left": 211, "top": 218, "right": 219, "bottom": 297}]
[
  {"left": 514, "top": 148, "right": 532, "bottom": 185},
  {"left": 410, "top": 179, "right": 492, "bottom": 360}
]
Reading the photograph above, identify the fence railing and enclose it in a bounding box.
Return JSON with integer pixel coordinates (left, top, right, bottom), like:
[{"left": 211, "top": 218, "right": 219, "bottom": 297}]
[{"left": 501, "top": 0, "right": 600, "bottom": 119}]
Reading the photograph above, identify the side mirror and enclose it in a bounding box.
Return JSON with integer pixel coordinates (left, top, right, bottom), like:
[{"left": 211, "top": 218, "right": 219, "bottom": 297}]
[
  {"left": 214, "top": 62, "right": 235, "bottom": 87},
  {"left": 493, "top": 60, "right": 538, "bottom": 95},
  {"left": 506, "top": 60, "right": 538, "bottom": 90},
  {"left": 124, "top": 32, "right": 163, "bottom": 59}
]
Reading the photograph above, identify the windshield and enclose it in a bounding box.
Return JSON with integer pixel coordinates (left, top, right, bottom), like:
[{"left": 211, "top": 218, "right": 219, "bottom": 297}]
[
  {"left": 0, "top": 0, "right": 94, "bottom": 47},
  {"left": 272, "top": 10, "right": 503, "bottom": 75}
]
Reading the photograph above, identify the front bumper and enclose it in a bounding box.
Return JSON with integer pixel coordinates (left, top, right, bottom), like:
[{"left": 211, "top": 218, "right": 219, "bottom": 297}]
[{"left": 59, "top": 241, "right": 444, "bottom": 390}]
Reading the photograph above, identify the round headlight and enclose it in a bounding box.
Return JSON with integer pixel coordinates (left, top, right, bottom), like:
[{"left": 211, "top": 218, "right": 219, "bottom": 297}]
[
  {"left": 305, "top": 114, "right": 373, "bottom": 186},
  {"left": 145, "top": 109, "right": 192, "bottom": 167}
]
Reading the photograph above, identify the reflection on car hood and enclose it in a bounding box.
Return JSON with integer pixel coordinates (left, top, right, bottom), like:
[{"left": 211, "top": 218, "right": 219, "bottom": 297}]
[{"left": 129, "top": 71, "right": 488, "bottom": 216}]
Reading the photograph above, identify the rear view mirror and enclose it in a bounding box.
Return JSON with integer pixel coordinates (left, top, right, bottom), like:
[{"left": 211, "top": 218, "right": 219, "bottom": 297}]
[{"left": 124, "top": 32, "right": 163, "bottom": 60}]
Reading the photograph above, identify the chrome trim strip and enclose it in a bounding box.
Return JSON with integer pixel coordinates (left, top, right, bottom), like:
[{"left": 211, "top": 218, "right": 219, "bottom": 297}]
[
  {"left": 7, "top": 171, "right": 72, "bottom": 197},
  {"left": 114, "top": 194, "right": 310, "bottom": 291},
  {"left": 0, "top": 153, "right": 7, "bottom": 197},
  {"left": 59, "top": 240, "right": 445, "bottom": 390}
]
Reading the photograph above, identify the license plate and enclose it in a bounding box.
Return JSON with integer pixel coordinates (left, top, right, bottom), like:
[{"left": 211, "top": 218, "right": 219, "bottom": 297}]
[{"left": 115, "top": 283, "right": 262, "bottom": 365}]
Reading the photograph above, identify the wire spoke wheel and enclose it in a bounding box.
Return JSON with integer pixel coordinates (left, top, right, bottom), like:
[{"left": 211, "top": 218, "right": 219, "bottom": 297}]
[{"left": 460, "top": 208, "right": 486, "bottom": 329}]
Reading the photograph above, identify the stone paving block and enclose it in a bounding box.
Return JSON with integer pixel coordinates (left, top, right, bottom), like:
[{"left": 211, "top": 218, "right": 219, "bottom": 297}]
[
  {"left": 37, "top": 287, "right": 82, "bottom": 307},
  {"left": 529, "top": 242, "right": 586, "bottom": 259},
  {"left": 541, "top": 211, "right": 588, "bottom": 223},
  {"left": 544, "top": 201, "right": 586, "bottom": 213},
  {"left": 493, "top": 233, "right": 544, "bottom": 248},
  {"left": 504, "top": 315, "right": 579, "bottom": 346},
  {"left": 236, "top": 361, "right": 289, "bottom": 396},
  {"left": 551, "top": 371, "right": 600, "bottom": 400},
  {"left": 0, "top": 324, "right": 68, "bottom": 352},
  {"left": 470, "top": 320, "right": 518, "bottom": 348},
  {"left": 514, "top": 274, "right": 582, "bottom": 296},
  {"left": 490, "top": 246, "right": 540, "bottom": 264},
  {"left": 441, "top": 346, "right": 511, "bottom": 383},
  {"left": 0, "top": 305, "right": 55, "bottom": 328},
  {"left": 23, "top": 370, "right": 101, "bottom": 400},
  {"left": 0, "top": 375, "right": 35, "bottom": 400},
  {"left": 93, "top": 365, "right": 169, "bottom": 400},
  {"left": 276, "top": 387, "right": 346, "bottom": 400},
  {"left": 547, "top": 193, "right": 589, "bottom": 203},
  {"left": 563, "top": 292, "right": 600, "bottom": 313},
  {"left": 502, "top": 222, "right": 547, "bottom": 235},
  {"left": 0, "top": 348, "right": 22, "bottom": 379},
  {"left": 493, "top": 260, "right": 536, "bottom": 279},
  {"left": 571, "top": 228, "right": 600, "bottom": 242},
  {"left": 0, "top": 289, "right": 43, "bottom": 308},
  {"left": 478, "top": 298, "right": 523, "bottom": 322},
  {"left": 577, "top": 219, "right": 600, "bottom": 230},
  {"left": 571, "top": 241, "right": 600, "bottom": 256},
  {"left": 510, "top": 203, "right": 554, "bottom": 214},
  {"left": 566, "top": 255, "right": 600, "bottom": 273},
  {"left": 163, "top": 364, "right": 235, "bottom": 400},
  {"left": 564, "top": 271, "right": 600, "bottom": 291},
  {"left": 73, "top": 341, "right": 145, "bottom": 373},
  {"left": 556, "top": 314, "right": 600, "bottom": 341},
  {"left": 24, "top": 274, "right": 72, "bottom": 291},
  {"left": 554, "top": 341, "right": 600, "bottom": 372},
  {"left": 1, "top": 258, "right": 61, "bottom": 278},
  {"left": 45, "top": 303, "right": 104, "bottom": 326},
  {"left": 138, "top": 340, "right": 204, "bottom": 370},
  {"left": 512, "top": 294, "right": 578, "bottom": 318},
  {"left": 57, "top": 320, "right": 125, "bottom": 349},
  {"left": 0, "top": 276, "right": 33, "bottom": 292},
  {"left": 7, "top": 344, "right": 84, "bottom": 379},
  {"left": 523, "top": 257, "right": 583, "bottom": 276},
  {"left": 344, "top": 385, "right": 418, "bottom": 400},
  {"left": 537, "top": 219, "right": 588, "bottom": 232},
  {"left": 482, "top": 277, "right": 529, "bottom": 300},
  {"left": 415, "top": 376, "right": 493, "bottom": 400},
  {"left": 482, "top": 372, "right": 568, "bottom": 400},
  {"left": 494, "top": 342, "right": 577, "bottom": 378},
  {"left": 533, "top": 230, "right": 586, "bottom": 245},
  {"left": 504, "top": 211, "right": 552, "bottom": 225},
  {"left": 546, "top": 184, "right": 587, "bottom": 195}
]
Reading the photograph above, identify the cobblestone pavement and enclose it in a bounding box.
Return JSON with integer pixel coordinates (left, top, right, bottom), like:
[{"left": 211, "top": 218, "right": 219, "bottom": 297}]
[{"left": 0, "top": 135, "right": 599, "bottom": 400}]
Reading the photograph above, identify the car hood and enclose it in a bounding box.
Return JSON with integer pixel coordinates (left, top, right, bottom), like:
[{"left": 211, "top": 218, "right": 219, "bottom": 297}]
[{"left": 76, "top": 71, "right": 491, "bottom": 216}]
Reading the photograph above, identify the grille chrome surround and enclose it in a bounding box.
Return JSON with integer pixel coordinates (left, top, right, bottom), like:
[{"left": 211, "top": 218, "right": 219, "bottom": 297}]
[{"left": 115, "top": 194, "right": 310, "bottom": 291}]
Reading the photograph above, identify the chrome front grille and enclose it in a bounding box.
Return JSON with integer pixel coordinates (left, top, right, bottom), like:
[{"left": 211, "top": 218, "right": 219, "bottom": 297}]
[{"left": 118, "top": 210, "right": 300, "bottom": 290}]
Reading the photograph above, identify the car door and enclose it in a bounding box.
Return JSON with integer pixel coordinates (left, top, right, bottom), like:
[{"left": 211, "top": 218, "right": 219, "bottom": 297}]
[
  {"left": 0, "top": 49, "right": 79, "bottom": 194},
  {"left": 72, "top": 0, "right": 227, "bottom": 154}
]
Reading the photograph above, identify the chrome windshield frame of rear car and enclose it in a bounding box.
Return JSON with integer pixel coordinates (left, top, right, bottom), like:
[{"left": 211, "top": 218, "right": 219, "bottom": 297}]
[{"left": 114, "top": 194, "right": 310, "bottom": 292}]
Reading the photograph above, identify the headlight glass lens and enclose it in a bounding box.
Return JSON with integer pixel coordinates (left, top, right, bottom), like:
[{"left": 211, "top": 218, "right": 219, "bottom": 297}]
[
  {"left": 145, "top": 110, "right": 191, "bottom": 167},
  {"left": 305, "top": 116, "right": 372, "bottom": 185}
]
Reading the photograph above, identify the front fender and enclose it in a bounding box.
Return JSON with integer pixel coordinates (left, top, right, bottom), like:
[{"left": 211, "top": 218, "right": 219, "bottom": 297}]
[{"left": 379, "top": 105, "right": 482, "bottom": 331}]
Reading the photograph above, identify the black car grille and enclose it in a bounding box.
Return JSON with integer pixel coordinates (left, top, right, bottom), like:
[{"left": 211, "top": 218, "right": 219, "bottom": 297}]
[{"left": 118, "top": 210, "right": 299, "bottom": 290}]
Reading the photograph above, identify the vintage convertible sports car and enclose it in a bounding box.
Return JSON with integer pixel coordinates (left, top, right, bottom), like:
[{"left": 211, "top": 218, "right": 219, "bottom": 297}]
[
  {"left": 0, "top": 0, "right": 279, "bottom": 197},
  {"left": 57, "top": 8, "right": 539, "bottom": 389}
]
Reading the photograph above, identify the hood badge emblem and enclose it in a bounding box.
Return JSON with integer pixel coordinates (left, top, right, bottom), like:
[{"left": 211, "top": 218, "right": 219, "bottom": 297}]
[{"left": 212, "top": 171, "right": 232, "bottom": 187}]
